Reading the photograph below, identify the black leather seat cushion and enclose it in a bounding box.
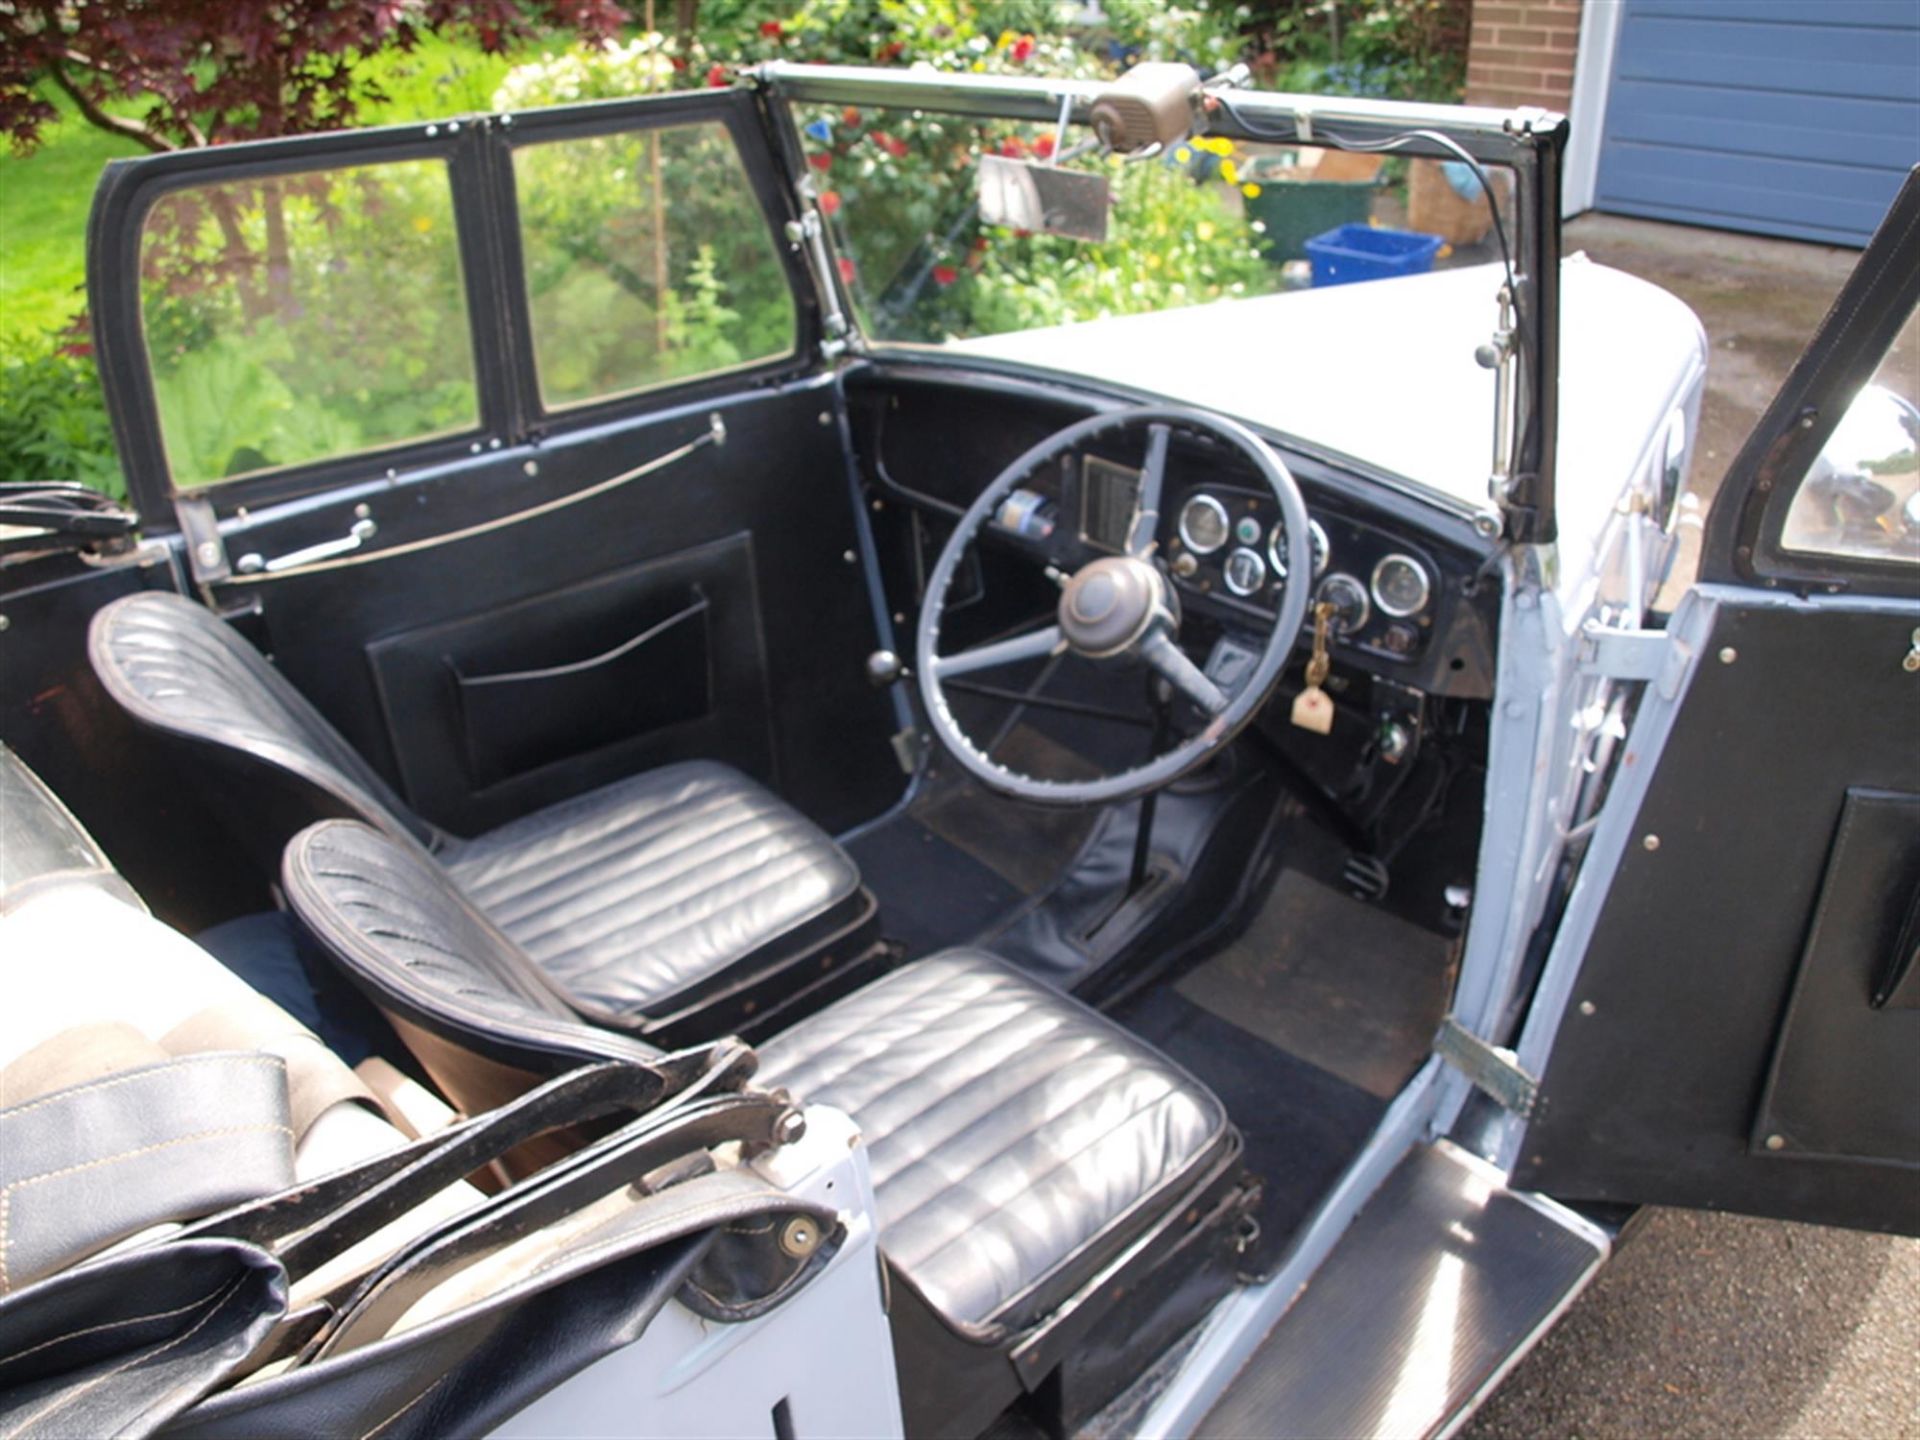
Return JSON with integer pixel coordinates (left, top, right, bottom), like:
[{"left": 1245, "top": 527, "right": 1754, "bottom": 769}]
[
  {"left": 442, "top": 760, "right": 862, "bottom": 1020},
  {"left": 283, "top": 821, "right": 1235, "bottom": 1347},
  {"left": 757, "top": 950, "right": 1232, "bottom": 1337},
  {"left": 90, "top": 592, "right": 864, "bottom": 1022}
]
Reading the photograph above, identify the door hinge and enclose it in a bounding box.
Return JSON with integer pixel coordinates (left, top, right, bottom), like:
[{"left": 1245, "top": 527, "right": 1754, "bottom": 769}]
[
  {"left": 173, "top": 496, "right": 231, "bottom": 585},
  {"left": 1435, "top": 1015, "right": 1538, "bottom": 1117},
  {"left": 1576, "top": 620, "right": 1691, "bottom": 698}
]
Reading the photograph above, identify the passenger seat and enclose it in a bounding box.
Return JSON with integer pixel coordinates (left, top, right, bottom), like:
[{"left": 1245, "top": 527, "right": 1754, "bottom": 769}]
[{"left": 282, "top": 817, "right": 1250, "bottom": 1436}]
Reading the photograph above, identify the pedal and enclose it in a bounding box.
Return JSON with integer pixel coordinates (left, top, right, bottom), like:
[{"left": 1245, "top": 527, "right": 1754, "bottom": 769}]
[{"left": 1343, "top": 852, "right": 1390, "bottom": 901}]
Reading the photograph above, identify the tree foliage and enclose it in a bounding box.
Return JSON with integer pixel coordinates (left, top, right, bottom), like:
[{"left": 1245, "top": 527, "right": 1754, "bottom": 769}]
[{"left": 0, "top": 0, "right": 629, "bottom": 155}]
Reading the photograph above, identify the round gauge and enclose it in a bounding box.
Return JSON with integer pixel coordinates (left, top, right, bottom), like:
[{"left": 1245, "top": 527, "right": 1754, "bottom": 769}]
[
  {"left": 1370, "top": 553, "right": 1432, "bottom": 617},
  {"left": 1233, "top": 514, "right": 1264, "bottom": 547},
  {"left": 1268, "top": 518, "right": 1331, "bottom": 580},
  {"left": 1178, "top": 494, "right": 1230, "bottom": 555},
  {"left": 1315, "top": 572, "right": 1370, "bottom": 635},
  {"left": 1222, "top": 546, "right": 1267, "bottom": 597}
]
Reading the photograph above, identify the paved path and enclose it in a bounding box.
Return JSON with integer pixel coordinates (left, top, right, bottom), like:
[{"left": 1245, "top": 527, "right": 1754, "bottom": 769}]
[{"left": 1465, "top": 214, "right": 1918, "bottom": 1440}]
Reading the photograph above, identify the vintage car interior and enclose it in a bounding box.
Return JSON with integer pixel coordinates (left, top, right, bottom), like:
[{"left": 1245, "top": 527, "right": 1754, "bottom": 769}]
[{"left": 3, "top": 61, "right": 1914, "bottom": 1440}]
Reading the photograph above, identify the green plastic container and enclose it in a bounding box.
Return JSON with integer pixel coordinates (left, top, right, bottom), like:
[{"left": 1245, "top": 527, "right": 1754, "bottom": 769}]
[{"left": 1244, "top": 177, "right": 1377, "bottom": 265}]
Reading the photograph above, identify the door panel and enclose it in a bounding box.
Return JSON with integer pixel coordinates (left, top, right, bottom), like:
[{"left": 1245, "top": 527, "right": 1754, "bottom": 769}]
[
  {"left": 1513, "top": 593, "right": 1920, "bottom": 1232},
  {"left": 86, "top": 88, "right": 900, "bottom": 839},
  {"left": 239, "top": 383, "right": 899, "bottom": 837}
]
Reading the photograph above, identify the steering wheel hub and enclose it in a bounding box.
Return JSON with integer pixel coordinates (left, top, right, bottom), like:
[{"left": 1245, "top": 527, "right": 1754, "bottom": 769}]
[{"left": 1059, "top": 556, "right": 1164, "bottom": 657}]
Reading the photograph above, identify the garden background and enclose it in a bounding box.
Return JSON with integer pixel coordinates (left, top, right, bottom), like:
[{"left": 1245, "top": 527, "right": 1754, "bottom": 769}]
[{"left": 0, "top": 0, "right": 1470, "bottom": 499}]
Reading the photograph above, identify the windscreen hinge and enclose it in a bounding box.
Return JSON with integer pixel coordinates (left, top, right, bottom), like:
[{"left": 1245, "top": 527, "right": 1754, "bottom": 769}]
[
  {"left": 786, "top": 189, "right": 851, "bottom": 361},
  {"left": 1435, "top": 1015, "right": 1538, "bottom": 1117}
]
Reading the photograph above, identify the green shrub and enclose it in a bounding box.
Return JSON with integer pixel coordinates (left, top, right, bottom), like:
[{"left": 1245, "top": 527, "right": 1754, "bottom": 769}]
[{"left": 0, "top": 331, "right": 124, "bottom": 500}]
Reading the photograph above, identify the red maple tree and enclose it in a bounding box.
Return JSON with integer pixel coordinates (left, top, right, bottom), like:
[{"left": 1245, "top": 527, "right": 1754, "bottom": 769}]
[{"left": 0, "top": 1, "right": 629, "bottom": 154}]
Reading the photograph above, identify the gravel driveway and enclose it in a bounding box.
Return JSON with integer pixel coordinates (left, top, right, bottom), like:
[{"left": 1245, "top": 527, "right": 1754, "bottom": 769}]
[{"left": 1462, "top": 213, "right": 1919, "bottom": 1440}]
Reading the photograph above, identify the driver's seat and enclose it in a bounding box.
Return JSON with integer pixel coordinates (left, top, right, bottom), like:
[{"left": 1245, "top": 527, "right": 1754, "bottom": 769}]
[{"left": 88, "top": 591, "right": 877, "bottom": 1039}]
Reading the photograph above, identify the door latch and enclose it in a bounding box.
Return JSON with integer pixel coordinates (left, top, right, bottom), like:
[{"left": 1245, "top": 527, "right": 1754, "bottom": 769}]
[{"left": 1903, "top": 626, "right": 1919, "bottom": 674}]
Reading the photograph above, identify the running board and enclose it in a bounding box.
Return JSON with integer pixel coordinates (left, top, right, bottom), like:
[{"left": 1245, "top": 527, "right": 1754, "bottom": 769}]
[{"left": 1198, "top": 1140, "right": 1609, "bottom": 1440}]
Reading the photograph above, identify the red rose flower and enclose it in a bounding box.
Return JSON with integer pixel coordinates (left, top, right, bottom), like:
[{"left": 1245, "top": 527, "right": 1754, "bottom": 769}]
[
  {"left": 819, "top": 190, "right": 842, "bottom": 215},
  {"left": 808, "top": 150, "right": 832, "bottom": 171},
  {"left": 1033, "top": 133, "right": 1055, "bottom": 159},
  {"left": 999, "top": 137, "right": 1027, "bottom": 158},
  {"left": 932, "top": 265, "right": 959, "bottom": 287},
  {"left": 1011, "top": 35, "right": 1034, "bottom": 63},
  {"left": 759, "top": 19, "right": 783, "bottom": 37},
  {"left": 705, "top": 63, "right": 727, "bottom": 87},
  {"left": 886, "top": 135, "right": 909, "bottom": 158},
  {"left": 842, "top": 106, "right": 862, "bottom": 126},
  {"left": 837, "top": 256, "right": 857, "bottom": 283}
]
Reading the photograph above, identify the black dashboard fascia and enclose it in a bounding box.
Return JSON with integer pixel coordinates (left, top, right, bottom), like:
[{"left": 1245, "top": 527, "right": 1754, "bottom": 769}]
[{"left": 844, "top": 361, "right": 1500, "bottom": 700}]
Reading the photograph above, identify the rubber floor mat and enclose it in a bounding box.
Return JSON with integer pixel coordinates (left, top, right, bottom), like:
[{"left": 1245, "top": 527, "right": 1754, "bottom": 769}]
[{"left": 1175, "top": 869, "right": 1454, "bottom": 1100}]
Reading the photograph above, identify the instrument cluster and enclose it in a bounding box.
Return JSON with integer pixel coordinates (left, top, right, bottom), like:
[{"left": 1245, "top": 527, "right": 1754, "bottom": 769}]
[{"left": 1169, "top": 485, "right": 1441, "bottom": 664}]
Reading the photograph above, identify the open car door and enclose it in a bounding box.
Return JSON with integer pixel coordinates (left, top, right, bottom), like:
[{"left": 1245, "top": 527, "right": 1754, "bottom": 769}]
[{"left": 1508, "top": 167, "right": 1920, "bottom": 1235}]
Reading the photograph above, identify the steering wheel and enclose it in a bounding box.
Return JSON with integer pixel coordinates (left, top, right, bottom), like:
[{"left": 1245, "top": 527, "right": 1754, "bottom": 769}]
[{"left": 916, "top": 404, "right": 1312, "bottom": 805}]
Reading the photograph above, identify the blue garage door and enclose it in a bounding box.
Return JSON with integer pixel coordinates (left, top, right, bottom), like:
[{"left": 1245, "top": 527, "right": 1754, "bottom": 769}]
[{"left": 1595, "top": 0, "right": 1920, "bottom": 246}]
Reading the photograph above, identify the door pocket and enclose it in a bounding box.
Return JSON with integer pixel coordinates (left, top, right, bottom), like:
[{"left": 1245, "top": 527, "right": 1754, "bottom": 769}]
[{"left": 449, "top": 590, "right": 711, "bottom": 789}]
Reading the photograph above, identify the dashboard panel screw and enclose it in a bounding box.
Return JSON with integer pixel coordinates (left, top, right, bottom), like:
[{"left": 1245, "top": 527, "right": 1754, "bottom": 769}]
[
  {"left": 1642, "top": 834, "right": 1661, "bottom": 852},
  {"left": 1765, "top": 1134, "right": 1786, "bottom": 1151},
  {"left": 1579, "top": 1000, "right": 1596, "bottom": 1016},
  {"left": 1718, "top": 647, "right": 1737, "bottom": 664}
]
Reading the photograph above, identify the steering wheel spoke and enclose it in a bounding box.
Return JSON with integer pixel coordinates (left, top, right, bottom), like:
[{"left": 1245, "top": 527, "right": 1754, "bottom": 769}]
[
  {"left": 1125, "top": 424, "right": 1172, "bottom": 557},
  {"left": 1140, "top": 629, "right": 1228, "bottom": 716},
  {"left": 930, "top": 624, "right": 1065, "bottom": 680}
]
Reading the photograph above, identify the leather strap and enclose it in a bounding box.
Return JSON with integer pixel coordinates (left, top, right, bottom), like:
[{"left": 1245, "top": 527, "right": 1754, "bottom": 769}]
[
  {"left": 0, "top": 1239, "right": 285, "bottom": 1440},
  {"left": 0, "top": 1054, "right": 294, "bottom": 1296},
  {"left": 161, "top": 997, "right": 375, "bottom": 1139},
  {"left": 320, "top": 1119, "right": 833, "bottom": 1356}
]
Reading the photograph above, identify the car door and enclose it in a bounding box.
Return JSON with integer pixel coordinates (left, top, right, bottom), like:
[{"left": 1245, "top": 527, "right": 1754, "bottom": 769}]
[
  {"left": 87, "top": 86, "right": 900, "bottom": 841},
  {"left": 1505, "top": 166, "right": 1920, "bottom": 1234}
]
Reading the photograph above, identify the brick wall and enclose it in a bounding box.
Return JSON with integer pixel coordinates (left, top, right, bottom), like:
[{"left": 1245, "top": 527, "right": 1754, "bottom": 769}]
[{"left": 1464, "top": 0, "right": 1582, "bottom": 111}]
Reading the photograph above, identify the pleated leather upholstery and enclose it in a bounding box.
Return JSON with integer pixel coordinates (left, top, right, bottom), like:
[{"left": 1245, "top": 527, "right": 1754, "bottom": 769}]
[
  {"left": 443, "top": 760, "right": 861, "bottom": 1018},
  {"left": 758, "top": 950, "right": 1231, "bottom": 1334},
  {"left": 90, "top": 593, "right": 863, "bottom": 1020},
  {"left": 89, "top": 591, "right": 430, "bottom": 844}
]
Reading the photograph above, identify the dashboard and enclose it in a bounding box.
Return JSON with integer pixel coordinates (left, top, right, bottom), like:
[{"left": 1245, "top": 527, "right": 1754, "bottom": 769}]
[
  {"left": 853, "top": 372, "right": 1499, "bottom": 702},
  {"left": 1165, "top": 482, "right": 1444, "bottom": 667}
]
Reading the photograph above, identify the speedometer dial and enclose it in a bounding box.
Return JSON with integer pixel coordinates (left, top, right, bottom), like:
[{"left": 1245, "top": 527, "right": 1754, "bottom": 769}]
[
  {"left": 1177, "top": 494, "right": 1230, "bottom": 555},
  {"left": 1268, "top": 518, "right": 1329, "bottom": 580},
  {"left": 1370, "top": 553, "right": 1432, "bottom": 617}
]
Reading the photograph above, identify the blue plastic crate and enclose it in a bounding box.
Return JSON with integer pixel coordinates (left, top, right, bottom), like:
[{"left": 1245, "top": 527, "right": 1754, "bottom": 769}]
[{"left": 1305, "top": 223, "right": 1445, "bottom": 287}]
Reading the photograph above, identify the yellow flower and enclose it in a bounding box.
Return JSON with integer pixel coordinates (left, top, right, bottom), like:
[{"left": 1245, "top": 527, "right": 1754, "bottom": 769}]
[
  {"left": 971, "top": 59, "right": 986, "bottom": 71},
  {"left": 412, "top": 214, "right": 434, "bottom": 233},
  {"left": 1196, "top": 220, "right": 1215, "bottom": 241},
  {"left": 1145, "top": 252, "right": 1162, "bottom": 269},
  {"left": 1220, "top": 159, "right": 1239, "bottom": 186},
  {"left": 1174, "top": 146, "right": 1192, "bottom": 164},
  {"left": 1205, "top": 136, "right": 1234, "bottom": 156},
  {"left": 997, "top": 29, "right": 1017, "bottom": 49},
  {"left": 1241, "top": 182, "right": 1261, "bottom": 198}
]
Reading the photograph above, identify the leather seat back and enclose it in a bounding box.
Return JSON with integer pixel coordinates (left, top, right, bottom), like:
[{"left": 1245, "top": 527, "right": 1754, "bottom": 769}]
[
  {"left": 282, "top": 819, "right": 662, "bottom": 1112},
  {"left": 89, "top": 592, "right": 436, "bottom": 850}
]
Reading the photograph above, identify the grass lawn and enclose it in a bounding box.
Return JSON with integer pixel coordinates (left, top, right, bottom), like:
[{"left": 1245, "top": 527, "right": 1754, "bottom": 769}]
[
  {"left": 0, "top": 36, "right": 524, "bottom": 346},
  {"left": 0, "top": 94, "right": 144, "bottom": 342}
]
